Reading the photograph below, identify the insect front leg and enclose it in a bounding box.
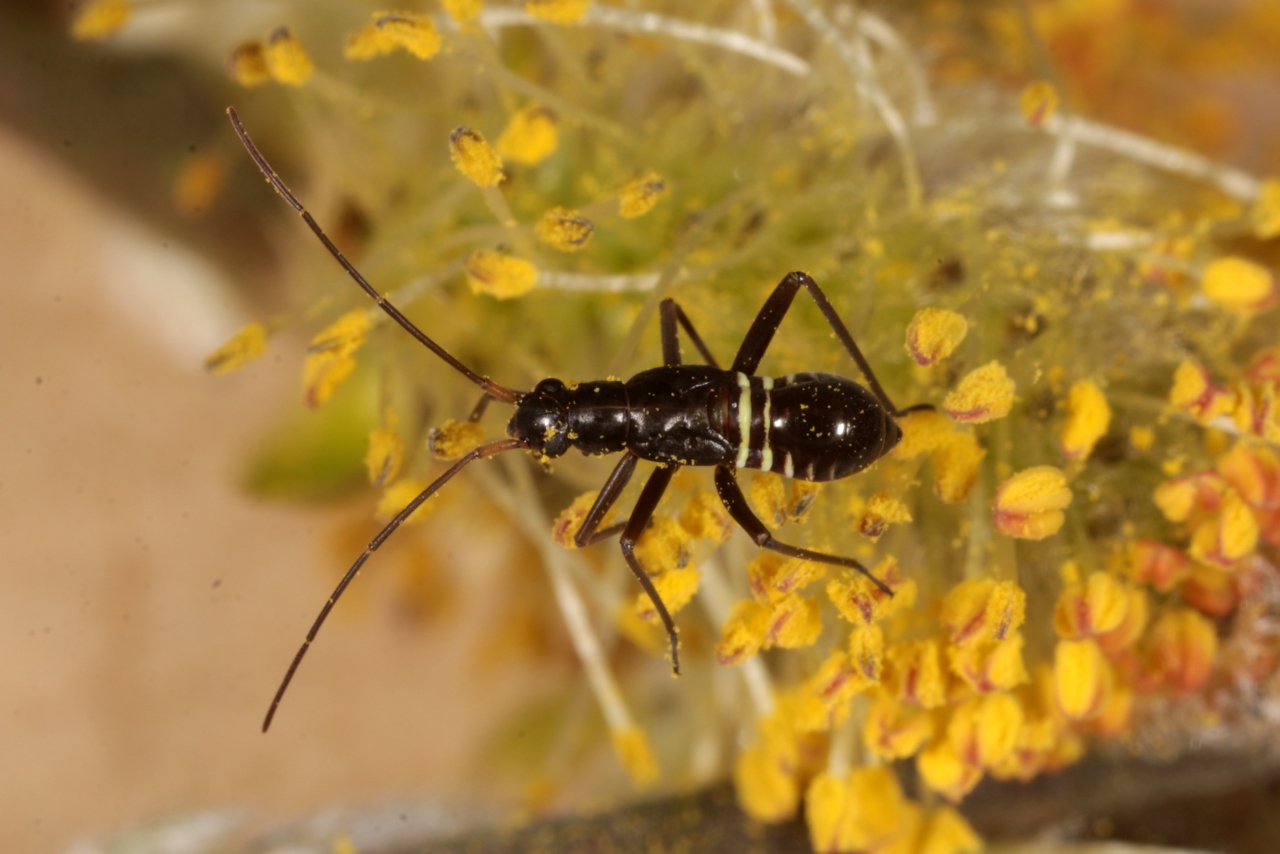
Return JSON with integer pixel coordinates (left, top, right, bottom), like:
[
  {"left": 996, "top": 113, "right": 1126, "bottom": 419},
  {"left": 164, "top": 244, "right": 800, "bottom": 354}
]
[
  {"left": 619, "top": 463, "right": 682, "bottom": 673},
  {"left": 732, "top": 271, "right": 918, "bottom": 416},
  {"left": 659, "top": 298, "right": 720, "bottom": 368},
  {"left": 713, "top": 465, "right": 892, "bottom": 595}
]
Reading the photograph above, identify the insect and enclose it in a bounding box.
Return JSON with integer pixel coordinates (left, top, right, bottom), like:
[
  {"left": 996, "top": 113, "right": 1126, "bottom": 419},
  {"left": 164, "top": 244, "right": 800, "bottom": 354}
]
[{"left": 228, "top": 107, "right": 930, "bottom": 732}]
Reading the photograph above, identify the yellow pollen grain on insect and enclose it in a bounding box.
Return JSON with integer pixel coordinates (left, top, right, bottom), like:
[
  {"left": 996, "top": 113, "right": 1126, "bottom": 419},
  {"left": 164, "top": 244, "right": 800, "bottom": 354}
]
[
  {"left": 203, "top": 322, "right": 268, "bottom": 374},
  {"left": 1019, "top": 79, "right": 1060, "bottom": 128},
  {"left": 525, "top": 0, "right": 591, "bottom": 24},
  {"left": 1253, "top": 177, "right": 1280, "bottom": 239},
  {"left": 450, "top": 126, "right": 505, "bottom": 187},
  {"left": 993, "top": 466, "right": 1073, "bottom": 540},
  {"left": 375, "top": 478, "right": 436, "bottom": 525},
  {"left": 905, "top": 307, "right": 968, "bottom": 366},
  {"left": 427, "top": 418, "right": 485, "bottom": 461},
  {"left": 441, "top": 0, "right": 483, "bottom": 23},
  {"left": 264, "top": 27, "right": 314, "bottom": 86},
  {"left": 70, "top": 0, "right": 130, "bottom": 40},
  {"left": 465, "top": 250, "right": 537, "bottom": 299},
  {"left": 943, "top": 360, "right": 1015, "bottom": 424},
  {"left": 535, "top": 207, "right": 594, "bottom": 252},
  {"left": 496, "top": 103, "right": 559, "bottom": 165},
  {"left": 618, "top": 171, "right": 667, "bottom": 218},
  {"left": 1201, "top": 256, "right": 1277, "bottom": 313},
  {"left": 228, "top": 40, "right": 271, "bottom": 87},
  {"left": 610, "top": 725, "right": 659, "bottom": 788},
  {"left": 1059, "top": 379, "right": 1111, "bottom": 460}
]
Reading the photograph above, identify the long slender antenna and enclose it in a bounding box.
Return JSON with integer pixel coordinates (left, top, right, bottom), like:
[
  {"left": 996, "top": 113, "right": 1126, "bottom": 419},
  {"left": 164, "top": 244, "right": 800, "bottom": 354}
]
[
  {"left": 227, "top": 106, "right": 519, "bottom": 405},
  {"left": 263, "top": 437, "right": 524, "bottom": 732}
]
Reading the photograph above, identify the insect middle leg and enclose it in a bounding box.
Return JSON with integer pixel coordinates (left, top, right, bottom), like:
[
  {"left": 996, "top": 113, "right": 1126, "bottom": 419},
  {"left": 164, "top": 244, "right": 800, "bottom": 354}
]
[
  {"left": 713, "top": 465, "right": 892, "bottom": 595},
  {"left": 659, "top": 297, "right": 721, "bottom": 368}
]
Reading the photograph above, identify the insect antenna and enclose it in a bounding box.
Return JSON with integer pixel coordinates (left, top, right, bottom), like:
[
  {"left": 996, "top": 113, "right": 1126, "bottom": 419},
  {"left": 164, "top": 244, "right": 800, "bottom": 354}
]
[
  {"left": 227, "top": 106, "right": 518, "bottom": 405},
  {"left": 262, "top": 437, "right": 525, "bottom": 732}
]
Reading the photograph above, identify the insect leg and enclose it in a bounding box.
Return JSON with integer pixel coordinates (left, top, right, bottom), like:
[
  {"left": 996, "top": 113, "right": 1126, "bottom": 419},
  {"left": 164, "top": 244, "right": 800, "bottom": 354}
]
[
  {"left": 731, "top": 271, "right": 909, "bottom": 415},
  {"left": 466, "top": 393, "right": 495, "bottom": 423},
  {"left": 573, "top": 452, "right": 639, "bottom": 548},
  {"left": 619, "top": 463, "right": 683, "bottom": 673},
  {"left": 713, "top": 465, "right": 892, "bottom": 595},
  {"left": 659, "top": 298, "right": 721, "bottom": 368},
  {"left": 262, "top": 437, "right": 524, "bottom": 732}
]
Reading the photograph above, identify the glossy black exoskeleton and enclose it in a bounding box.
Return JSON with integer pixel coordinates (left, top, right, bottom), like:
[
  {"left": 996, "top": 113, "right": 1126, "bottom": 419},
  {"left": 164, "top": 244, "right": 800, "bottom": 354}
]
[{"left": 229, "top": 108, "right": 929, "bottom": 732}]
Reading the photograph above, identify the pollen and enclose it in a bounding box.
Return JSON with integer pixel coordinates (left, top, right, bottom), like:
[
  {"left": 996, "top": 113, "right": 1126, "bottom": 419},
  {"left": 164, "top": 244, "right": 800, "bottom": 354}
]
[
  {"left": 228, "top": 41, "right": 271, "bottom": 88},
  {"left": 204, "top": 322, "right": 268, "bottom": 374},
  {"left": 1201, "top": 256, "right": 1278, "bottom": 313},
  {"left": 525, "top": 0, "right": 592, "bottom": 25},
  {"left": 364, "top": 425, "right": 404, "bottom": 486},
  {"left": 610, "top": 725, "right": 659, "bottom": 787},
  {"left": 943, "top": 360, "right": 1015, "bottom": 424},
  {"left": 891, "top": 407, "right": 953, "bottom": 459},
  {"left": 71, "top": 0, "right": 130, "bottom": 41},
  {"left": 1059, "top": 379, "right": 1111, "bottom": 460},
  {"left": 634, "top": 516, "right": 692, "bottom": 573},
  {"left": 1053, "top": 638, "right": 1111, "bottom": 720},
  {"left": 427, "top": 418, "right": 486, "bottom": 460},
  {"left": 441, "top": 0, "right": 483, "bottom": 23},
  {"left": 678, "top": 490, "right": 732, "bottom": 542},
  {"left": 856, "top": 492, "right": 913, "bottom": 541},
  {"left": 1148, "top": 608, "right": 1218, "bottom": 694},
  {"left": 618, "top": 172, "right": 668, "bottom": 218},
  {"left": 940, "top": 579, "right": 1026, "bottom": 646},
  {"left": 496, "top": 104, "right": 560, "bottom": 165},
  {"left": 993, "top": 466, "right": 1073, "bottom": 540},
  {"left": 465, "top": 250, "right": 538, "bottom": 298},
  {"left": 264, "top": 27, "right": 314, "bottom": 86},
  {"left": 1019, "top": 80, "right": 1059, "bottom": 128},
  {"left": 376, "top": 478, "right": 435, "bottom": 525},
  {"left": 931, "top": 430, "right": 986, "bottom": 504},
  {"left": 905, "top": 307, "right": 968, "bottom": 366},
  {"left": 536, "top": 207, "right": 594, "bottom": 252},
  {"left": 1253, "top": 178, "right": 1280, "bottom": 240},
  {"left": 636, "top": 566, "right": 700, "bottom": 621},
  {"left": 749, "top": 475, "right": 789, "bottom": 527},
  {"left": 716, "top": 599, "right": 771, "bottom": 665},
  {"left": 450, "top": 127, "right": 505, "bottom": 187}
]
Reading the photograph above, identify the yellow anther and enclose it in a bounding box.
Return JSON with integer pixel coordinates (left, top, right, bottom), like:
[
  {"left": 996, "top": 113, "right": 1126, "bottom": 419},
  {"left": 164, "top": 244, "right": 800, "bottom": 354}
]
[
  {"left": 610, "top": 725, "right": 659, "bottom": 788},
  {"left": 1170, "top": 359, "right": 1238, "bottom": 423},
  {"left": 1201, "top": 256, "right": 1277, "bottom": 313},
  {"left": 525, "top": 0, "right": 591, "bottom": 25},
  {"left": 917, "top": 736, "right": 983, "bottom": 802},
  {"left": 465, "top": 250, "right": 538, "bottom": 298},
  {"left": 905, "top": 307, "right": 968, "bottom": 366},
  {"left": 204, "top": 322, "right": 268, "bottom": 374},
  {"left": 1053, "top": 638, "right": 1111, "bottom": 721},
  {"left": 1218, "top": 441, "right": 1280, "bottom": 511},
  {"left": 947, "top": 693, "right": 1023, "bottom": 769},
  {"left": 1126, "top": 539, "right": 1190, "bottom": 592},
  {"left": 228, "top": 41, "right": 271, "bottom": 88},
  {"left": 427, "top": 419, "right": 486, "bottom": 461},
  {"left": 734, "top": 732, "right": 800, "bottom": 823},
  {"left": 856, "top": 492, "right": 912, "bottom": 541},
  {"left": 1053, "top": 570, "right": 1128, "bottom": 639},
  {"left": 749, "top": 474, "right": 789, "bottom": 527},
  {"left": 931, "top": 430, "right": 986, "bottom": 504},
  {"left": 765, "top": 594, "right": 823, "bottom": 649},
  {"left": 886, "top": 638, "right": 948, "bottom": 709},
  {"left": 450, "top": 126, "right": 505, "bottom": 187},
  {"left": 618, "top": 172, "right": 667, "bottom": 218},
  {"left": 441, "top": 0, "right": 483, "bottom": 23},
  {"left": 948, "top": 633, "right": 1028, "bottom": 694},
  {"left": 1059, "top": 379, "right": 1111, "bottom": 460},
  {"left": 71, "top": 0, "right": 130, "bottom": 40},
  {"left": 264, "top": 27, "right": 314, "bottom": 86},
  {"left": 1019, "top": 80, "right": 1059, "bottom": 128},
  {"left": 993, "top": 465, "right": 1072, "bottom": 540},
  {"left": 941, "top": 579, "right": 1027, "bottom": 646},
  {"left": 551, "top": 491, "right": 603, "bottom": 547},
  {"left": 1148, "top": 608, "right": 1218, "bottom": 694},
  {"left": 827, "top": 556, "right": 915, "bottom": 626},
  {"left": 496, "top": 103, "right": 560, "bottom": 165},
  {"left": 635, "top": 566, "right": 700, "bottom": 621},
  {"left": 309, "top": 309, "right": 371, "bottom": 357},
  {"left": 633, "top": 515, "right": 692, "bottom": 573},
  {"left": 364, "top": 425, "right": 404, "bottom": 486},
  {"left": 864, "top": 690, "right": 938, "bottom": 760},
  {"left": 1180, "top": 562, "right": 1238, "bottom": 618},
  {"left": 301, "top": 351, "right": 357, "bottom": 408},
  {"left": 1096, "top": 586, "right": 1149, "bottom": 658},
  {"left": 1188, "top": 488, "right": 1258, "bottom": 568},
  {"left": 678, "top": 490, "right": 732, "bottom": 542},
  {"left": 716, "top": 599, "right": 771, "bottom": 665},
  {"left": 943, "top": 360, "right": 1015, "bottom": 424},
  {"left": 535, "top": 207, "right": 594, "bottom": 252},
  {"left": 891, "top": 407, "right": 953, "bottom": 459},
  {"left": 375, "top": 478, "right": 435, "bottom": 525},
  {"left": 1253, "top": 178, "right": 1280, "bottom": 240}
]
